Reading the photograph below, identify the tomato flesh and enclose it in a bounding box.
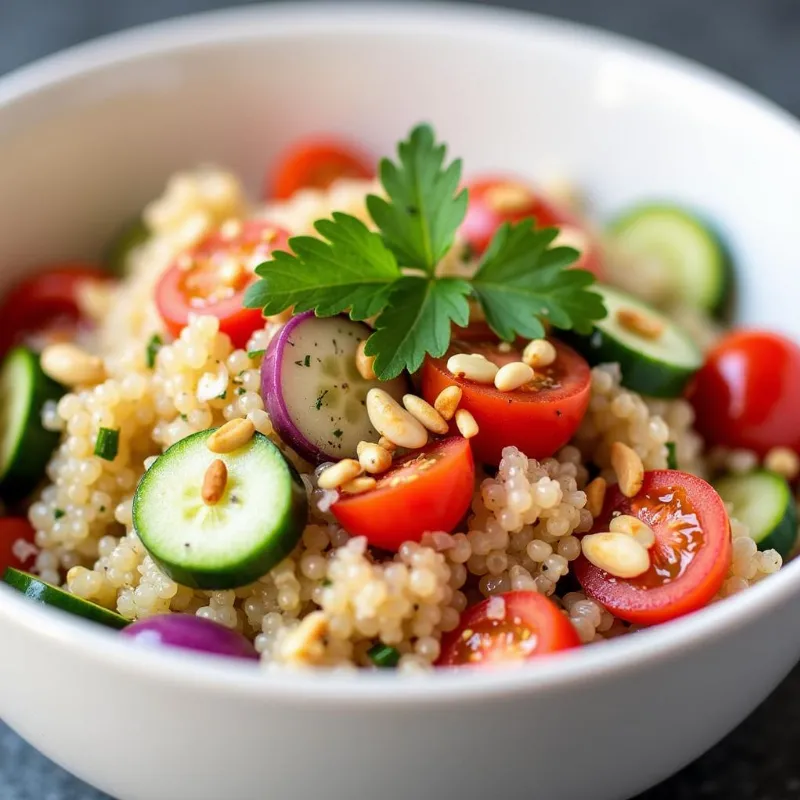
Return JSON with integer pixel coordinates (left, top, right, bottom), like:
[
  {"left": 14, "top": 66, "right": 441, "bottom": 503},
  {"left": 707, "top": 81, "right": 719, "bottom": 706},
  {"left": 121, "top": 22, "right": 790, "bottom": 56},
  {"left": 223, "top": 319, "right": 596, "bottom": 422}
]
[
  {"left": 0, "top": 518, "right": 37, "bottom": 574},
  {"left": 331, "top": 437, "right": 474, "bottom": 551},
  {"left": 269, "top": 138, "right": 374, "bottom": 200},
  {"left": 421, "top": 336, "right": 590, "bottom": 465},
  {"left": 461, "top": 176, "right": 604, "bottom": 278},
  {"left": 155, "top": 221, "right": 289, "bottom": 348},
  {"left": 574, "top": 470, "right": 732, "bottom": 626},
  {"left": 689, "top": 329, "right": 800, "bottom": 457},
  {"left": 0, "top": 263, "right": 111, "bottom": 356},
  {"left": 437, "top": 591, "right": 580, "bottom": 668}
]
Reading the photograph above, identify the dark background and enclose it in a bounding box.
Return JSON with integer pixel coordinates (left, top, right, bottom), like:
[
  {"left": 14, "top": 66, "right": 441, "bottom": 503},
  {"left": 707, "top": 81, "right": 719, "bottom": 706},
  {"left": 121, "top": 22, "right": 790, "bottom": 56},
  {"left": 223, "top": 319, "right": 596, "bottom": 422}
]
[{"left": 0, "top": 1, "right": 799, "bottom": 798}]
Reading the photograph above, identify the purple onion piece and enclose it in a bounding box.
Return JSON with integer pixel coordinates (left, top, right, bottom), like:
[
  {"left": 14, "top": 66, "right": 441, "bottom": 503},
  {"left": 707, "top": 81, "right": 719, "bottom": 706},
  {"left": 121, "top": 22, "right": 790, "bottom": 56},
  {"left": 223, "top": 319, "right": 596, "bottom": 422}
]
[{"left": 121, "top": 615, "right": 259, "bottom": 660}]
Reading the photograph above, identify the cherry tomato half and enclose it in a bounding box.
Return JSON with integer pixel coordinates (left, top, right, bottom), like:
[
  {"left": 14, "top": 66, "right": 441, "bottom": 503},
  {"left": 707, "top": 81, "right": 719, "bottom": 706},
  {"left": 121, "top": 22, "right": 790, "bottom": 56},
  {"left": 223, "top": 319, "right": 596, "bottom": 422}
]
[
  {"left": 689, "top": 330, "right": 800, "bottom": 457},
  {"left": 155, "top": 221, "right": 290, "bottom": 348},
  {"left": 437, "top": 591, "right": 580, "bottom": 668},
  {"left": 421, "top": 334, "right": 591, "bottom": 465},
  {"left": 0, "top": 518, "right": 37, "bottom": 574},
  {"left": 460, "top": 176, "right": 604, "bottom": 278},
  {"left": 0, "top": 263, "right": 111, "bottom": 356},
  {"left": 331, "top": 437, "right": 474, "bottom": 551},
  {"left": 574, "top": 470, "right": 732, "bottom": 626},
  {"left": 268, "top": 138, "right": 374, "bottom": 200}
]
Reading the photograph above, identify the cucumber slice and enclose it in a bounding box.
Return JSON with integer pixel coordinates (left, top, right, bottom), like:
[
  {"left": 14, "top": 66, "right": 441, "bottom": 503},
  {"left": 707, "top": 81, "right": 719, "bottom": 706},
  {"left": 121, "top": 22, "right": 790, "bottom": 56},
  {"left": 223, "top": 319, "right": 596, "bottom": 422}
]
[
  {"left": 1, "top": 347, "right": 64, "bottom": 500},
  {"left": 715, "top": 470, "right": 798, "bottom": 558},
  {"left": 609, "top": 203, "right": 732, "bottom": 315},
  {"left": 569, "top": 285, "right": 702, "bottom": 398},
  {"left": 133, "top": 429, "right": 308, "bottom": 590},
  {"left": 3, "top": 567, "right": 129, "bottom": 629},
  {"left": 103, "top": 215, "right": 150, "bottom": 275}
]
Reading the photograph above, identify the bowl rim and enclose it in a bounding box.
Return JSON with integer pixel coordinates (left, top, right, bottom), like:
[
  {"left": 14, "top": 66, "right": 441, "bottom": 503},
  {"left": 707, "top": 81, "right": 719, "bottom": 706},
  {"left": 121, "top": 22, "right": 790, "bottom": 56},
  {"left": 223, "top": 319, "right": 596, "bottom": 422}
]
[{"left": 1, "top": 0, "right": 800, "bottom": 705}]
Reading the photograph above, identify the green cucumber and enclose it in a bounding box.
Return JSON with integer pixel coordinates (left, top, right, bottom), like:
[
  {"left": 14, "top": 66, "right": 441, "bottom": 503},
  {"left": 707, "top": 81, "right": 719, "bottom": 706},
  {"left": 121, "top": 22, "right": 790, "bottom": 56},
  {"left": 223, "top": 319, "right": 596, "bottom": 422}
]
[
  {"left": 0, "top": 347, "right": 64, "bottom": 500},
  {"left": 133, "top": 428, "right": 308, "bottom": 590},
  {"left": 609, "top": 203, "right": 733, "bottom": 315},
  {"left": 715, "top": 470, "right": 798, "bottom": 558},
  {"left": 103, "top": 215, "right": 150, "bottom": 275},
  {"left": 3, "top": 567, "right": 129, "bottom": 629},
  {"left": 569, "top": 285, "right": 702, "bottom": 398}
]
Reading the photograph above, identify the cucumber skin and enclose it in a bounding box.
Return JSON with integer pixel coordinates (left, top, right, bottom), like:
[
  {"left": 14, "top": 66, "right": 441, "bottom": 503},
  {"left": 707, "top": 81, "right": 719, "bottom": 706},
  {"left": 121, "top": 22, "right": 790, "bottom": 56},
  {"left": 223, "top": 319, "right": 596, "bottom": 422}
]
[
  {"left": 3, "top": 567, "right": 130, "bottom": 630},
  {"left": 0, "top": 348, "right": 64, "bottom": 501},
  {"left": 132, "top": 431, "right": 309, "bottom": 591},
  {"left": 563, "top": 328, "right": 696, "bottom": 399}
]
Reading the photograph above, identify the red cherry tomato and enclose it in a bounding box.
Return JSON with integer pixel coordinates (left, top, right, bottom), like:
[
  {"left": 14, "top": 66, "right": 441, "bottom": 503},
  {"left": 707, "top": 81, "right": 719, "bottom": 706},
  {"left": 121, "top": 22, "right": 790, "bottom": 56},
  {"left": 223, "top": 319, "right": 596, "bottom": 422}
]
[
  {"left": 461, "top": 176, "right": 604, "bottom": 278},
  {"left": 0, "top": 263, "right": 111, "bottom": 356},
  {"left": 437, "top": 591, "right": 580, "bottom": 668},
  {"left": 331, "top": 437, "right": 474, "bottom": 551},
  {"left": 268, "top": 138, "right": 374, "bottom": 200},
  {"left": 689, "top": 329, "right": 800, "bottom": 457},
  {"left": 155, "top": 221, "right": 290, "bottom": 348},
  {"left": 421, "top": 334, "right": 591, "bottom": 465},
  {"left": 574, "top": 470, "right": 732, "bottom": 626},
  {"left": 0, "top": 518, "right": 37, "bottom": 574}
]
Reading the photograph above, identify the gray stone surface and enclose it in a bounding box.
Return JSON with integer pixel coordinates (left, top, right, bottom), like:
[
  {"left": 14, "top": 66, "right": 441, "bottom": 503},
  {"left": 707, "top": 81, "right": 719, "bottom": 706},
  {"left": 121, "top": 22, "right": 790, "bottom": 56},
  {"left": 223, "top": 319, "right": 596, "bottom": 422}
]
[{"left": 0, "top": 1, "right": 799, "bottom": 798}]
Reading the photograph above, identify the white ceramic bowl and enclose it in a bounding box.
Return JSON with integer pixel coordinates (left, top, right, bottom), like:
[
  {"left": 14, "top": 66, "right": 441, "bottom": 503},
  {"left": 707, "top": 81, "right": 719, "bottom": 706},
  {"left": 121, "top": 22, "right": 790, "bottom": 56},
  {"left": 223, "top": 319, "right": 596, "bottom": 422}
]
[{"left": 2, "top": 5, "right": 800, "bottom": 799}]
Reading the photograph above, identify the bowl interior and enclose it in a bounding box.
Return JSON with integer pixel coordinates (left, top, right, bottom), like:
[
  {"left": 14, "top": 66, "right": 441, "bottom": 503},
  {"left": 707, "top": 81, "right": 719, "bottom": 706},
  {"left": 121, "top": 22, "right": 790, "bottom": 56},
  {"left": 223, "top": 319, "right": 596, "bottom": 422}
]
[
  {"left": 1, "top": 4, "right": 800, "bottom": 697},
  {"left": 1, "top": 3, "right": 800, "bottom": 340}
]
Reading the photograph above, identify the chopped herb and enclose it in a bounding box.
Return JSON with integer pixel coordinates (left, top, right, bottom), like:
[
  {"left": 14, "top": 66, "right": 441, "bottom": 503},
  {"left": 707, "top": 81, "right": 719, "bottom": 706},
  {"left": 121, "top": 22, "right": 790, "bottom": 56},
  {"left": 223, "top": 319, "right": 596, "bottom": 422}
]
[
  {"left": 367, "top": 642, "right": 401, "bottom": 669},
  {"left": 304, "top": 354, "right": 311, "bottom": 367},
  {"left": 244, "top": 124, "right": 606, "bottom": 379},
  {"left": 216, "top": 390, "right": 227, "bottom": 400},
  {"left": 332, "top": 429, "right": 343, "bottom": 439},
  {"left": 666, "top": 441, "right": 679, "bottom": 470},
  {"left": 94, "top": 427, "right": 120, "bottom": 461},
  {"left": 179, "top": 414, "right": 188, "bottom": 421},
  {"left": 53, "top": 508, "right": 65, "bottom": 520},
  {"left": 236, "top": 387, "right": 246, "bottom": 395},
  {"left": 315, "top": 390, "right": 329, "bottom": 411},
  {"left": 99, "top": 506, "right": 106, "bottom": 513},
  {"left": 321, "top": 578, "right": 332, "bottom": 588},
  {"left": 145, "top": 334, "right": 163, "bottom": 368},
  {"left": 247, "top": 349, "right": 266, "bottom": 359}
]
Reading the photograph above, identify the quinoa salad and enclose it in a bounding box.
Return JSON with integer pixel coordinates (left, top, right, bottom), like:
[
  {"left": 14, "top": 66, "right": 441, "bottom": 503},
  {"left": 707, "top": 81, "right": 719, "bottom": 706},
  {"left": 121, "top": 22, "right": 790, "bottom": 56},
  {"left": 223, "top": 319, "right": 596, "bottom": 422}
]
[{"left": 1, "top": 124, "right": 798, "bottom": 671}]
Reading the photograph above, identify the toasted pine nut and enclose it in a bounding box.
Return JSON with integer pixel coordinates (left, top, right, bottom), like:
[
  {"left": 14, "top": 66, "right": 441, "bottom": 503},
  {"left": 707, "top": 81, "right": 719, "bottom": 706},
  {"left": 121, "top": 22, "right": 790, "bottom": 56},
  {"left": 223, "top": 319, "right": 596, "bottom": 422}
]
[
  {"left": 366, "top": 389, "right": 428, "bottom": 449},
  {"left": 318, "top": 458, "right": 363, "bottom": 490},
  {"left": 378, "top": 436, "right": 397, "bottom": 453},
  {"left": 616, "top": 308, "right": 664, "bottom": 340},
  {"left": 402, "top": 394, "right": 449, "bottom": 434},
  {"left": 609, "top": 514, "right": 656, "bottom": 549},
  {"left": 280, "top": 611, "right": 329, "bottom": 663},
  {"left": 446, "top": 353, "right": 498, "bottom": 384},
  {"left": 764, "top": 446, "right": 800, "bottom": 481},
  {"left": 40, "top": 343, "right": 106, "bottom": 386},
  {"left": 494, "top": 361, "right": 534, "bottom": 392},
  {"left": 201, "top": 459, "right": 228, "bottom": 505},
  {"left": 207, "top": 418, "right": 255, "bottom": 454},
  {"left": 581, "top": 532, "right": 651, "bottom": 578},
  {"left": 434, "top": 386, "right": 462, "bottom": 421},
  {"left": 455, "top": 408, "right": 479, "bottom": 439},
  {"left": 358, "top": 442, "right": 393, "bottom": 474},
  {"left": 522, "top": 339, "right": 557, "bottom": 369},
  {"left": 584, "top": 477, "right": 607, "bottom": 518},
  {"left": 484, "top": 181, "right": 533, "bottom": 214},
  {"left": 355, "top": 340, "right": 377, "bottom": 380},
  {"left": 340, "top": 476, "right": 377, "bottom": 495},
  {"left": 610, "top": 442, "right": 644, "bottom": 498}
]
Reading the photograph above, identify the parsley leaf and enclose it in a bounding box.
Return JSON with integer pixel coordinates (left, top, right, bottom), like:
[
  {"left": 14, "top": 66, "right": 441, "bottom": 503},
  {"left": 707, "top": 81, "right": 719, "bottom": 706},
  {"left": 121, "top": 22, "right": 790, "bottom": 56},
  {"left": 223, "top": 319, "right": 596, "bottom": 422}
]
[
  {"left": 365, "top": 276, "right": 471, "bottom": 379},
  {"left": 471, "top": 220, "right": 607, "bottom": 340},
  {"left": 367, "top": 124, "right": 468, "bottom": 274},
  {"left": 243, "top": 213, "right": 401, "bottom": 320}
]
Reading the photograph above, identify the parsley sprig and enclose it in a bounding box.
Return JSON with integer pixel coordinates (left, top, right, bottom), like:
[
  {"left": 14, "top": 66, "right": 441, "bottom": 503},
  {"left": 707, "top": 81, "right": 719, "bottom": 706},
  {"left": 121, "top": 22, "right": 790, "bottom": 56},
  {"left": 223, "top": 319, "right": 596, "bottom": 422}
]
[{"left": 244, "top": 124, "right": 606, "bottom": 379}]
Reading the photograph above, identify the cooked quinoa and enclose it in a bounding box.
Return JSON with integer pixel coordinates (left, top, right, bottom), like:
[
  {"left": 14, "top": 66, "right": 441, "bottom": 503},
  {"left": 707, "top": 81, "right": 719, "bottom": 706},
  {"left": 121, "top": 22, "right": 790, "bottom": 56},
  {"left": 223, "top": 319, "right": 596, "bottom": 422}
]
[{"left": 2, "top": 129, "right": 795, "bottom": 672}]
